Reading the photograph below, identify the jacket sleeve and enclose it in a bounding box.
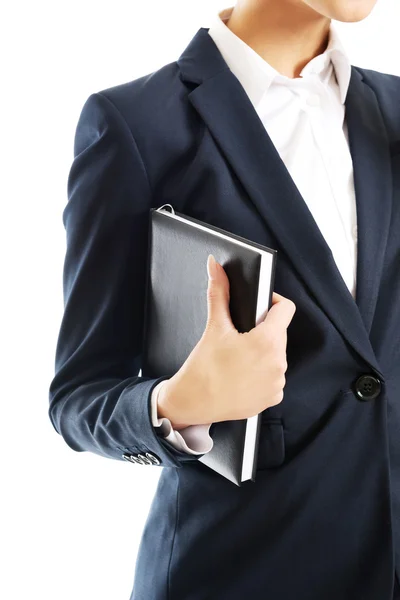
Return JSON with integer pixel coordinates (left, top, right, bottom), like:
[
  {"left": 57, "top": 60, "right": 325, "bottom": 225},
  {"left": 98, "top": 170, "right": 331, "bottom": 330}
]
[{"left": 48, "top": 91, "right": 206, "bottom": 468}]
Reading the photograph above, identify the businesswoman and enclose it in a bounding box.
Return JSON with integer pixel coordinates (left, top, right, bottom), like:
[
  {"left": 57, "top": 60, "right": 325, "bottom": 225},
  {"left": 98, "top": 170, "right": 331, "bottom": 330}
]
[{"left": 49, "top": 1, "right": 400, "bottom": 598}]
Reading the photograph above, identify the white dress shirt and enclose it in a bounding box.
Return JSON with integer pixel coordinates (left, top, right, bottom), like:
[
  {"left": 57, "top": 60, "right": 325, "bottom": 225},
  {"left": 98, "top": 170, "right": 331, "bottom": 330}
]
[{"left": 150, "top": 5, "right": 357, "bottom": 455}]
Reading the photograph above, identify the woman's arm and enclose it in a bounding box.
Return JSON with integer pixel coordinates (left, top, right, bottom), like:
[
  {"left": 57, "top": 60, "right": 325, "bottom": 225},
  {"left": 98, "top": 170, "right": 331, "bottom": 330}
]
[{"left": 48, "top": 92, "right": 206, "bottom": 468}]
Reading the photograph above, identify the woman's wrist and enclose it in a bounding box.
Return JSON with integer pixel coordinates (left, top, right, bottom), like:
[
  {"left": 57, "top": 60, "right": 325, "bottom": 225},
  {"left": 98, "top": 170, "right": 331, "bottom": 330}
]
[{"left": 156, "top": 377, "right": 193, "bottom": 430}]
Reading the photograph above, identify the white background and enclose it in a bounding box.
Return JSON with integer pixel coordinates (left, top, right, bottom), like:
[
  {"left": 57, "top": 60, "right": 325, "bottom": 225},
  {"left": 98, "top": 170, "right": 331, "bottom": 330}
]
[{"left": 2, "top": 1, "right": 399, "bottom": 598}]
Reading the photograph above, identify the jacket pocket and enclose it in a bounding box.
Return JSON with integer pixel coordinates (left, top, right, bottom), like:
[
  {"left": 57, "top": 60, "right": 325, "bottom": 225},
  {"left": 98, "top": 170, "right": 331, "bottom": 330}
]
[{"left": 256, "top": 418, "right": 285, "bottom": 469}]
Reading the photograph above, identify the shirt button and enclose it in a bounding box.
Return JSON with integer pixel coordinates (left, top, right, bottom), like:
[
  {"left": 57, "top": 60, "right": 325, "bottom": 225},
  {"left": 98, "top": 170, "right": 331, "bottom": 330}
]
[{"left": 307, "top": 93, "right": 320, "bottom": 106}]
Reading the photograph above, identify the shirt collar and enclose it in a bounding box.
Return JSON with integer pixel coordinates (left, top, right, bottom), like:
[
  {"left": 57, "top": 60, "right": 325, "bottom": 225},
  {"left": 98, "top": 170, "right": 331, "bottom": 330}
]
[{"left": 207, "top": 6, "right": 351, "bottom": 107}]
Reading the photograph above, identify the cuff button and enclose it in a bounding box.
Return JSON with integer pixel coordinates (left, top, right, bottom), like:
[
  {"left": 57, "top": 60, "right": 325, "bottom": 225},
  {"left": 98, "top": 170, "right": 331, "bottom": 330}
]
[
  {"left": 145, "top": 452, "right": 161, "bottom": 465},
  {"left": 122, "top": 453, "right": 139, "bottom": 464},
  {"left": 137, "top": 454, "right": 152, "bottom": 465}
]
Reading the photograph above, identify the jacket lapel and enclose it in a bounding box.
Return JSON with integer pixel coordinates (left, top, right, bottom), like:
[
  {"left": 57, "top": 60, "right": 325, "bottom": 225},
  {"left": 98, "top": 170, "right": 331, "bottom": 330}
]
[
  {"left": 177, "top": 28, "right": 390, "bottom": 379},
  {"left": 344, "top": 68, "right": 392, "bottom": 335}
]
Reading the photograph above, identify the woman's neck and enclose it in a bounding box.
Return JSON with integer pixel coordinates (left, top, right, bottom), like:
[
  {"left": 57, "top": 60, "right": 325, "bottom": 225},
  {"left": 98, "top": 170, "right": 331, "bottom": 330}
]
[{"left": 225, "top": 0, "right": 331, "bottom": 78}]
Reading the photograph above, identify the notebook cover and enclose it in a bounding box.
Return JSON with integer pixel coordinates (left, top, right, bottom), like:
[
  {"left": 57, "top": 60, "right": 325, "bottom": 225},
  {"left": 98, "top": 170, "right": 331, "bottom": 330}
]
[{"left": 142, "top": 207, "right": 277, "bottom": 485}]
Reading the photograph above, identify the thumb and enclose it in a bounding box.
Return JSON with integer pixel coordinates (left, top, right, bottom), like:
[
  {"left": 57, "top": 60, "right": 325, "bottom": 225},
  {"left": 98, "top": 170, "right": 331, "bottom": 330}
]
[
  {"left": 253, "top": 292, "right": 296, "bottom": 339},
  {"left": 205, "top": 255, "right": 235, "bottom": 333}
]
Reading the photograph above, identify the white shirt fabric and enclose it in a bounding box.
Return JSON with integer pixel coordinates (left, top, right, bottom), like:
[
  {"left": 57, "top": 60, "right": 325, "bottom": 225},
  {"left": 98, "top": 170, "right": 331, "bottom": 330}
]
[{"left": 150, "top": 5, "right": 357, "bottom": 455}]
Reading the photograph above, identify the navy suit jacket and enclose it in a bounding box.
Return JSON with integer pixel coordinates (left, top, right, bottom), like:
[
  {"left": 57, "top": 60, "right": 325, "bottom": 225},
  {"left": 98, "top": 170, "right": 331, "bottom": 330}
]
[{"left": 49, "top": 27, "right": 400, "bottom": 600}]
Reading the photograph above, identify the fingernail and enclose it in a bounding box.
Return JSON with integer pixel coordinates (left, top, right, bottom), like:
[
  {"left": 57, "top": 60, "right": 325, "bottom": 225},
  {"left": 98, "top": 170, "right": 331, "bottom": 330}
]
[{"left": 207, "top": 254, "right": 217, "bottom": 280}]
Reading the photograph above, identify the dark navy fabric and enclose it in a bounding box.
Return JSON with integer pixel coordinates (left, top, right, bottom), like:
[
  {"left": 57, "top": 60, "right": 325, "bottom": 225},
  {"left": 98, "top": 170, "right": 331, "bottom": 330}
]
[
  {"left": 48, "top": 27, "right": 400, "bottom": 600},
  {"left": 394, "top": 572, "right": 400, "bottom": 599}
]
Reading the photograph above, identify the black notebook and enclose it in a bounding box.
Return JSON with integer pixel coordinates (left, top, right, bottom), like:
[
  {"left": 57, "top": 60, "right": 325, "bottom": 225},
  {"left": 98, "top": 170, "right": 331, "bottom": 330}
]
[{"left": 142, "top": 204, "right": 277, "bottom": 486}]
